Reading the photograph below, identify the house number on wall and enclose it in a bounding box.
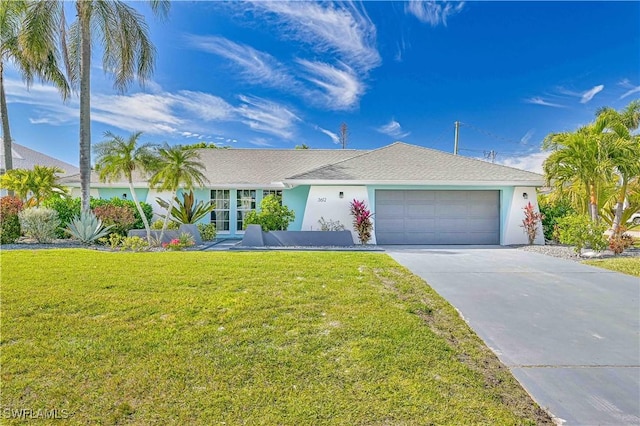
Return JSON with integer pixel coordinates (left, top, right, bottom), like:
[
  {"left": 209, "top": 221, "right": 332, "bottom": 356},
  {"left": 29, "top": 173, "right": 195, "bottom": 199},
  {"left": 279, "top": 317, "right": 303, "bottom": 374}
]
[{"left": 317, "top": 197, "right": 327, "bottom": 202}]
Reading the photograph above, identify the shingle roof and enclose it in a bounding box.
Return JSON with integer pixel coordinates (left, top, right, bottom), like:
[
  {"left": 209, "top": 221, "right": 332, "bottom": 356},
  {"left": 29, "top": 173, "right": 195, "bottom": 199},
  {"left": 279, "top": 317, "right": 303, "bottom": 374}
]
[
  {"left": 284, "top": 142, "right": 544, "bottom": 184},
  {"left": 60, "top": 148, "right": 364, "bottom": 187},
  {"left": 0, "top": 141, "right": 79, "bottom": 176}
]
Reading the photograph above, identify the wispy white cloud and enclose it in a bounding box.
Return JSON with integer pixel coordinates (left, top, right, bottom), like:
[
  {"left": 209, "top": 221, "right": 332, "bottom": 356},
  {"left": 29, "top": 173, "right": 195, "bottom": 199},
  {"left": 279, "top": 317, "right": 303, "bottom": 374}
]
[
  {"left": 297, "top": 60, "right": 364, "bottom": 110},
  {"left": 619, "top": 79, "right": 640, "bottom": 99},
  {"left": 248, "top": 137, "right": 273, "bottom": 147},
  {"left": 250, "top": 1, "right": 381, "bottom": 73},
  {"left": 520, "top": 129, "right": 535, "bottom": 145},
  {"left": 406, "top": 1, "right": 464, "bottom": 27},
  {"left": 580, "top": 84, "right": 604, "bottom": 104},
  {"left": 496, "top": 151, "right": 551, "bottom": 174},
  {"left": 170, "top": 91, "right": 233, "bottom": 121},
  {"left": 376, "top": 119, "right": 410, "bottom": 139},
  {"left": 525, "top": 97, "right": 565, "bottom": 108},
  {"left": 236, "top": 95, "right": 300, "bottom": 139},
  {"left": 185, "top": 34, "right": 292, "bottom": 88},
  {"left": 315, "top": 125, "right": 340, "bottom": 144}
]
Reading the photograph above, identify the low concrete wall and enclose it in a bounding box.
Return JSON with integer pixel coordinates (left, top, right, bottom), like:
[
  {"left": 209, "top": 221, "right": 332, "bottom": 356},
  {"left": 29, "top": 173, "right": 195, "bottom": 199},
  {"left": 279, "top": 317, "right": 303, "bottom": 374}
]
[{"left": 240, "top": 224, "right": 353, "bottom": 247}]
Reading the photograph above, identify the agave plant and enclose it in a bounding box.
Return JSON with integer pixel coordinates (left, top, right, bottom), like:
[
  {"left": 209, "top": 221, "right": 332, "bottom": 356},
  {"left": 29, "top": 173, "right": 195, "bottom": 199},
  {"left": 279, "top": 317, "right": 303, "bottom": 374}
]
[
  {"left": 66, "top": 210, "right": 113, "bottom": 244},
  {"left": 156, "top": 190, "right": 215, "bottom": 225}
]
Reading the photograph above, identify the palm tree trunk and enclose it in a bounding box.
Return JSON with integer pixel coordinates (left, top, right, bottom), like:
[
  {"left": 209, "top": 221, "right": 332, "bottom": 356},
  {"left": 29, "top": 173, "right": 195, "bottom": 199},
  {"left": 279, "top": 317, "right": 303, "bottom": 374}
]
[
  {"left": 159, "top": 191, "right": 176, "bottom": 244},
  {"left": 78, "top": 3, "right": 92, "bottom": 212},
  {"left": 612, "top": 177, "right": 628, "bottom": 236},
  {"left": 589, "top": 183, "right": 599, "bottom": 222},
  {"left": 0, "top": 62, "right": 14, "bottom": 179},
  {"left": 127, "top": 182, "right": 152, "bottom": 243}
]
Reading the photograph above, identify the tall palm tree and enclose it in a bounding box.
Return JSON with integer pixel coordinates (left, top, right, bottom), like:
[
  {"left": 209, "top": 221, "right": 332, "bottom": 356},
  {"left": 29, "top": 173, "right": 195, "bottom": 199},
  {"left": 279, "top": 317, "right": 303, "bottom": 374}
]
[
  {"left": 543, "top": 125, "right": 614, "bottom": 222},
  {"left": 595, "top": 100, "right": 640, "bottom": 234},
  {"left": 1, "top": 0, "right": 69, "bottom": 175},
  {"left": 149, "top": 144, "right": 207, "bottom": 242},
  {"left": 22, "top": 0, "right": 169, "bottom": 212},
  {"left": 94, "top": 131, "right": 158, "bottom": 242}
]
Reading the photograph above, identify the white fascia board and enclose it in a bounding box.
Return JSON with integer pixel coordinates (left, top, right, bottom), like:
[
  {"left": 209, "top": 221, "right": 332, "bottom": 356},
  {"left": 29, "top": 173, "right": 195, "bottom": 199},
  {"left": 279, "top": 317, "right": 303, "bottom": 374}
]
[{"left": 282, "top": 179, "right": 545, "bottom": 187}]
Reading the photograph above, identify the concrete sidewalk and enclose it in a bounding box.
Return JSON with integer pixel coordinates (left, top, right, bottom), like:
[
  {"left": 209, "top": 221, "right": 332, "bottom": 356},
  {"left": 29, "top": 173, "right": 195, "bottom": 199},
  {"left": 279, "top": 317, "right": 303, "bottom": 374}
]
[{"left": 385, "top": 246, "right": 640, "bottom": 426}]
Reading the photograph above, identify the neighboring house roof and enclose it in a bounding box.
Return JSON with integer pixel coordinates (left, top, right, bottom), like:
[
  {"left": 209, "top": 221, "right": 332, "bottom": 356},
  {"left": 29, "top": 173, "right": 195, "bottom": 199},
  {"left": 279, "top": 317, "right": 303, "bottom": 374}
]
[
  {"left": 59, "top": 142, "right": 544, "bottom": 188},
  {"left": 0, "top": 141, "right": 80, "bottom": 176},
  {"left": 284, "top": 142, "right": 544, "bottom": 186}
]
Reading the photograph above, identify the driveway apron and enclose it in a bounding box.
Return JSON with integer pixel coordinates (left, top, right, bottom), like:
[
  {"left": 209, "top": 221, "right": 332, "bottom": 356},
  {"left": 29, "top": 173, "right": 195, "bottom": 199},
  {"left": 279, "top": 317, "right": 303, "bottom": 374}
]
[{"left": 385, "top": 246, "right": 640, "bottom": 426}]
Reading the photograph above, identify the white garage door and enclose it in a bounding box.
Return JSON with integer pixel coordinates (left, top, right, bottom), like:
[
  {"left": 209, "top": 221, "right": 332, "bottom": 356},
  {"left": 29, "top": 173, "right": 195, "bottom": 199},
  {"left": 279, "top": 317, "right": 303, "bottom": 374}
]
[{"left": 375, "top": 190, "right": 500, "bottom": 244}]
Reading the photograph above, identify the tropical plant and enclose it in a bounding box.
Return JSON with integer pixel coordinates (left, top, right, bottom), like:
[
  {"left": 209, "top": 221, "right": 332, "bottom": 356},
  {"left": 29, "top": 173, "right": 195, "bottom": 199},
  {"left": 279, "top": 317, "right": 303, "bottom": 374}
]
[
  {"left": 156, "top": 190, "right": 215, "bottom": 225},
  {"left": 243, "top": 195, "right": 295, "bottom": 231},
  {"left": 594, "top": 100, "right": 640, "bottom": 235},
  {"left": 608, "top": 233, "right": 634, "bottom": 256},
  {"left": 521, "top": 202, "right": 544, "bottom": 245},
  {"left": 66, "top": 210, "right": 112, "bottom": 244},
  {"left": 162, "top": 232, "right": 194, "bottom": 251},
  {"left": 22, "top": 0, "right": 169, "bottom": 212},
  {"left": 350, "top": 199, "right": 373, "bottom": 245},
  {"left": 149, "top": 144, "right": 207, "bottom": 243},
  {"left": 151, "top": 219, "right": 178, "bottom": 230},
  {"left": 1, "top": 0, "right": 69, "bottom": 175},
  {"left": 0, "top": 165, "right": 67, "bottom": 206},
  {"left": 94, "top": 131, "right": 159, "bottom": 241},
  {"left": 543, "top": 125, "right": 613, "bottom": 222},
  {"left": 99, "top": 232, "right": 125, "bottom": 250},
  {"left": 555, "top": 214, "right": 608, "bottom": 254},
  {"left": 197, "top": 222, "right": 216, "bottom": 241},
  {"left": 0, "top": 195, "right": 23, "bottom": 244},
  {"left": 18, "top": 206, "right": 60, "bottom": 243}
]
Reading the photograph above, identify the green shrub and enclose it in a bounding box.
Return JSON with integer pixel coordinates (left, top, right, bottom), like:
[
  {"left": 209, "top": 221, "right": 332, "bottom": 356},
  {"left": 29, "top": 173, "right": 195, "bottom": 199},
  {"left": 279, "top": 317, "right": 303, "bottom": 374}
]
[
  {"left": 244, "top": 195, "right": 295, "bottom": 231},
  {"left": 99, "top": 233, "right": 125, "bottom": 249},
  {"left": 18, "top": 207, "right": 60, "bottom": 243},
  {"left": 93, "top": 204, "right": 136, "bottom": 236},
  {"left": 555, "top": 214, "right": 608, "bottom": 254},
  {"left": 0, "top": 196, "right": 23, "bottom": 244},
  {"left": 44, "top": 197, "right": 154, "bottom": 236},
  {"left": 151, "top": 219, "right": 179, "bottom": 230},
  {"left": 197, "top": 223, "right": 217, "bottom": 241},
  {"left": 120, "top": 236, "right": 150, "bottom": 252},
  {"left": 539, "top": 196, "right": 575, "bottom": 242}
]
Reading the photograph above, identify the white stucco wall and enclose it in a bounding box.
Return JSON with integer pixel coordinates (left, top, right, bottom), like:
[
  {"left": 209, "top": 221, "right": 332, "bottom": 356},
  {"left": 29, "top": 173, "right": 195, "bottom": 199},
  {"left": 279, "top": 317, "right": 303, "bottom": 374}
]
[
  {"left": 503, "top": 186, "right": 544, "bottom": 245},
  {"left": 144, "top": 189, "right": 174, "bottom": 221},
  {"left": 300, "top": 186, "right": 375, "bottom": 244}
]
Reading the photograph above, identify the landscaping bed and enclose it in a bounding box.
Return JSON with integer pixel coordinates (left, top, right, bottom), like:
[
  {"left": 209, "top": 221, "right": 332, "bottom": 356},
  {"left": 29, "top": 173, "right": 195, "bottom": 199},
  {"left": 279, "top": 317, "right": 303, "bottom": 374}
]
[{"left": 1, "top": 250, "right": 552, "bottom": 424}]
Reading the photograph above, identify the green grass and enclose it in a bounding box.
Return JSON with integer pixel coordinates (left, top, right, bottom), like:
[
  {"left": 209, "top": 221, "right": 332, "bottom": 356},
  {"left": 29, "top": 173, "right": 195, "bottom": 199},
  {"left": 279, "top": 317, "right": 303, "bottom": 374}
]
[
  {"left": 1, "top": 250, "right": 551, "bottom": 425},
  {"left": 583, "top": 257, "right": 640, "bottom": 277}
]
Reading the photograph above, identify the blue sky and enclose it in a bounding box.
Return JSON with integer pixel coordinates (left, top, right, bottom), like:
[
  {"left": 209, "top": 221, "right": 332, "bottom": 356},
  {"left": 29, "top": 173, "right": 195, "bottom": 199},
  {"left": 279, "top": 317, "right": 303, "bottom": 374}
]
[{"left": 5, "top": 1, "right": 640, "bottom": 173}]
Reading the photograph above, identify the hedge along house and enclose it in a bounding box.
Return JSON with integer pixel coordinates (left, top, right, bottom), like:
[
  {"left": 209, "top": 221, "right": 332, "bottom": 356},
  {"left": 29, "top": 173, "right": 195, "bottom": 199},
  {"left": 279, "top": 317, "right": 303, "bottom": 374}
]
[{"left": 60, "top": 142, "right": 545, "bottom": 245}]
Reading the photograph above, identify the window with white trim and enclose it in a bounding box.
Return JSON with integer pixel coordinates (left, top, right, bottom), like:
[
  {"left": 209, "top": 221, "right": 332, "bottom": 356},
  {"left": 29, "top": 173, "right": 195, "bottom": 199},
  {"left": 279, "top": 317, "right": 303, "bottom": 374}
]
[
  {"left": 236, "top": 189, "right": 257, "bottom": 231},
  {"left": 210, "top": 190, "right": 230, "bottom": 232},
  {"left": 262, "top": 189, "right": 283, "bottom": 201}
]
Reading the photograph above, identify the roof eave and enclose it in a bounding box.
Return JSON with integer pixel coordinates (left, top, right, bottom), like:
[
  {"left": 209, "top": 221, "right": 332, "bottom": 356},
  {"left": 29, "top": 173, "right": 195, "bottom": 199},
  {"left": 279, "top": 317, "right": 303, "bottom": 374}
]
[{"left": 282, "top": 179, "right": 545, "bottom": 187}]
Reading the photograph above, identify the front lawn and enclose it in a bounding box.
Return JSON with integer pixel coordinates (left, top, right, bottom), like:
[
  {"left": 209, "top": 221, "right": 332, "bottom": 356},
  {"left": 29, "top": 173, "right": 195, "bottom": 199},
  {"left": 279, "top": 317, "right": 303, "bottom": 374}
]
[
  {"left": 583, "top": 257, "right": 640, "bottom": 277},
  {"left": 1, "top": 250, "right": 551, "bottom": 424}
]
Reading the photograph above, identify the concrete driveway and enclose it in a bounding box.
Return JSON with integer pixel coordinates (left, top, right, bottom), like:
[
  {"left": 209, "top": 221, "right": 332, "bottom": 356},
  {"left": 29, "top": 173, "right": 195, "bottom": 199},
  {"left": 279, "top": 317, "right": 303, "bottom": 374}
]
[{"left": 385, "top": 246, "right": 640, "bottom": 426}]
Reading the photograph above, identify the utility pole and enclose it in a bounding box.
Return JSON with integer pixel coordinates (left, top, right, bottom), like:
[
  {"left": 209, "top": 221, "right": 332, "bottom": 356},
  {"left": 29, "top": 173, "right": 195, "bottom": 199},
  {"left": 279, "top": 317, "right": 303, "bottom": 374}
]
[
  {"left": 453, "top": 121, "right": 460, "bottom": 155},
  {"left": 484, "top": 150, "right": 497, "bottom": 163},
  {"left": 339, "top": 122, "right": 348, "bottom": 149}
]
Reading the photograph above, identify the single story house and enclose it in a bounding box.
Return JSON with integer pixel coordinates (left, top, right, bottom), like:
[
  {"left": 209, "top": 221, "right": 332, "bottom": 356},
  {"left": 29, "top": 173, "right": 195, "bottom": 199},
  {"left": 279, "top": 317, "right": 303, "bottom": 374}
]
[{"left": 60, "top": 142, "right": 545, "bottom": 245}]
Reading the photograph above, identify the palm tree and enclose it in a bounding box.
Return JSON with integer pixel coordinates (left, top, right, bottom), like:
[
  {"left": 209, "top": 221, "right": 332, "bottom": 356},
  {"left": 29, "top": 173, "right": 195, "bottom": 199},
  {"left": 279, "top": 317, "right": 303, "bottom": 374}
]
[
  {"left": 22, "top": 0, "right": 169, "bottom": 212},
  {"left": 1, "top": 0, "right": 69, "bottom": 175},
  {"left": 94, "top": 131, "right": 158, "bottom": 242},
  {"left": 543, "top": 125, "right": 614, "bottom": 222},
  {"left": 595, "top": 100, "right": 640, "bottom": 234},
  {"left": 0, "top": 165, "right": 67, "bottom": 206},
  {"left": 149, "top": 144, "right": 207, "bottom": 242}
]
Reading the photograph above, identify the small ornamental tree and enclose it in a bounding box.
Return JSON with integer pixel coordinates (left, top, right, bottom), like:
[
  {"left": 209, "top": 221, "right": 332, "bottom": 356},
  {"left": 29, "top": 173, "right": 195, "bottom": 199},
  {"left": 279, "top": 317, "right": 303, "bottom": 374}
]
[
  {"left": 0, "top": 196, "right": 24, "bottom": 244},
  {"left": 521, "top": 202, "right": 544, "bottom": 245},
  {"left": 350, "top": 199, "right": 373, "bottom": 245},
  {"left": 244, "top": 195, "right": 295, "bottom": 231}
]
